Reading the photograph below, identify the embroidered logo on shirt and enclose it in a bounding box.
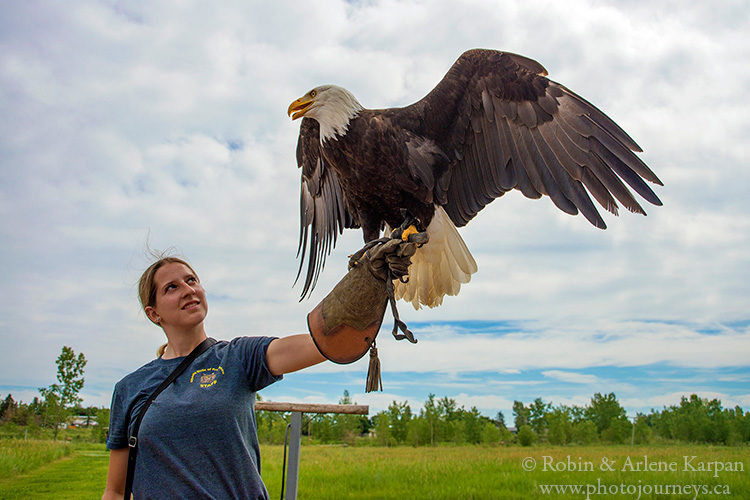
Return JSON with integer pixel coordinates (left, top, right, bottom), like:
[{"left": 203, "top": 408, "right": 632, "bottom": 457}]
[{"left": 190, "top": 367, "right": 224, "bottom": 388}]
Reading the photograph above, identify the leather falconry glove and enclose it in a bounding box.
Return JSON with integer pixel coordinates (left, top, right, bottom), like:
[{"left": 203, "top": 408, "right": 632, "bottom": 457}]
[{"left": 307, "top": 229, "right": 428, "bottom": 392}]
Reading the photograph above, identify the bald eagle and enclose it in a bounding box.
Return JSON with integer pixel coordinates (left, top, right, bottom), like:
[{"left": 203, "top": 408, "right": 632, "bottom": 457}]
[{"left": 288, "top": 49, "right": 662, "bottom": 309}]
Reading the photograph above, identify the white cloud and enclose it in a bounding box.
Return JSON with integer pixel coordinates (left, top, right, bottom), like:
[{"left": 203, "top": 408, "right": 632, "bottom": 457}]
[
  {"left": 364, "top": 322, "right": 750, "bottom": 374},
  {"left": 542, "top": 370, "right": 601, "bottom": 385},
  {"left": 0, "top": 0, "right": 747, "bottom": 411}
]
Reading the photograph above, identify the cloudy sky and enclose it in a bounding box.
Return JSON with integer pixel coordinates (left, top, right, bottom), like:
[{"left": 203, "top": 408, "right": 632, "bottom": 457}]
[{"left": 1, "top": 0, "right": 748, "bottom": 421}]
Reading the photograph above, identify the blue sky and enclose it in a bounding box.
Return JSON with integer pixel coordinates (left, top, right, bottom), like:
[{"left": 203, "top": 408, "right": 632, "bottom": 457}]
[{"left": 0, "top": 0, "right": 748, "bottom": 421}]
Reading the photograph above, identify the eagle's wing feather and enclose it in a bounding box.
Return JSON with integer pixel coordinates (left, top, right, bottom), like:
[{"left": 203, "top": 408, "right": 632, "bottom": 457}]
[
  {"left": 403, "top": 49, "right": 662, "bottom": 228},
  {"left": 296, "top": 118, "right": 358, "bottom": 299}
]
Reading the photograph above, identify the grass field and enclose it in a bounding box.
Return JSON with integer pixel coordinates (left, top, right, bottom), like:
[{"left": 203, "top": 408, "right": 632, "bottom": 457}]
[
  {"left": 0, "top": 440, "right": 747, "bottom": 499},
  {"left": 0, "top": 439, "right": 73, "bottom": 479}
]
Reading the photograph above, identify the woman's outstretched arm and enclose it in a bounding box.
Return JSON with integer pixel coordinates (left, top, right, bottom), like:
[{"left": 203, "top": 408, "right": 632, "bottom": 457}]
[{"left": 266, "top": 333, "right": 326, "bottom": 376}]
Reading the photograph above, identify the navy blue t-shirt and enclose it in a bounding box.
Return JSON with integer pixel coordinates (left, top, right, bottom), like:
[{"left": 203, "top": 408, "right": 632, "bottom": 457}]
[{"left": 107, "top": 336, "right": 282, "bottom": 499}]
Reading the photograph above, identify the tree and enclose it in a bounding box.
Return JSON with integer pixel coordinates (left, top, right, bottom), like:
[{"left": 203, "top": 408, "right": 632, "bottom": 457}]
[
  {"left": 334, "top": 390, "right": 360, "bottom": 444},
  {"left": 529, "top": 398, "right": 551, "bottom": 435},
  {"left": 406, "top": 416, "right": 430, "bottom": 446},
  {"left": 387, "top": 400, "right": 412, "bottom": 444},
  {"left": 586, "top": 393, "right": 626, "bottom": 435},
  {"left": 632, "top": 414, "right": 652, "bottom": 444},
  {"left": 517, "top": 425, "right": 537, "bottom": 446},
  {"left": 423, "top": 394, "right": 439, "bottom": 446},
  {"left": 571, "top": 420, "right": 598, "bottom": 444},
  {"left": 495, "top": 411, "right": 506, "bottom": 429},
  {"left": 461, "top": 406, "right": 484, "bottom": 444},
  {"left": 512, "top": 400, "right": 529, "bottom": 429},
  {"left": 309, "top": 413, "right": 336, "bottom": 443},
  {"left": 39, "top": 346, "right": 87, "bottom": 440},
  {"left": 481, "top": 421, "right": 501, "bottom": 444},
  {"left": 373, "top": 412, "right": 391, "bottom": 446},
  {"left": 601, "top": 416, "right": 632, "bottom": 444},
  {"left": 547, "top": 407, "right": 573, "bottom": 445},
  {"left": 1, "top": 394, "right": 18, "bottom": 421},
  {"left": 95, "top": 408, "right": 111, "bottom": 443}
]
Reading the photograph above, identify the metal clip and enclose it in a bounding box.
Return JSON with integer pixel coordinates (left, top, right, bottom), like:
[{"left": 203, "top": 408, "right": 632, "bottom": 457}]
[{"left": 128, "top": 436, "right": 137, "bottom": 448}]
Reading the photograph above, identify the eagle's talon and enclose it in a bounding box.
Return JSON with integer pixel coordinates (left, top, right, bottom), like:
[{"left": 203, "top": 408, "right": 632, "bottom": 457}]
[{"left": 401, "top": 224, "right": 419, "bottom": 241}]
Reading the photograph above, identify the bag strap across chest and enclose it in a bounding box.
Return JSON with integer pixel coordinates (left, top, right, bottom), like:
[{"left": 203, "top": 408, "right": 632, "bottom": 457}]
[{"left": 123, "top": 337, "right": 217, "bottom": 498}]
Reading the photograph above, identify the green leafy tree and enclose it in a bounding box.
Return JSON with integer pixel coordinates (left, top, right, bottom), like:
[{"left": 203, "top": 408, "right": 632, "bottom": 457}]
[
  {"left": 546, "top": 407, "right": 573, "bottom": 445},
  {"left": 481, "top": 421, "right": 501, "bottom": 444},
  {"left": 39, "top": 390, "right": 64, "bottom": 438},
  {"left": 729, "top": 406, "right": 750, "bottom": 443},
  {"left": 1, "top": 394, "right": 18, "bottom": 421},
  {"left": 516, "top": 425, "right": 537, "bottom": 446},
  {"left": 423, "top": 393, "right": 439, "bottom": 446},
  {"left": 95, "top": 408, "right": 111, "bottom": 443},
  {"left": 373, "top": 412, "right": 391, "bottom": 446},
  {"left": 512, "top": 400, "right": 529, "bottom": 429},
  {"left": 632, "top": 414, "right": 652, "bottom": 444},
  {"left": 387, "top": 400, "right": 412, "bottom": 444},
  {"left": 406, "top": 416, "right": 430, "bottom": 446},
  {"left": 495, "top": 411, "right": 506, "bottom": 429},
  {"left": 461, "top": 406, "right": 484, "bottom": 444},
  {"left": 571, "top": 420, "right": 599, "bottom": 444},
  {"left": 528, "top": 398, "right": 551, "bottom": 435},
  {"left": 11, "top": 404, "right": 33, "bottom": 426},
  {"left": 585, "top": 393, "right": 626, "bottom": 435},
  {"left": 437, "top": 397, "right": 461, "bottom": 442},
  {"left": 334, "top": 390, "right": 360, "bottom": 444},
  {"left": 499, "top": 426, "right": 514, "bottom": 444},
  {"left": 309, "top": 413, "right": 336, "bottom": 443},
  {"left": 569, "top": 405, "right": 586, "bottom": 424},
  {"left": 601, "top": 416, "right": 632, "bottom": 444},
  {"left": 39, "top": 346, "right": 87, "bottom": 440},
  {"left": 29, "top": 397, "right": 44, "bottom": 418}
]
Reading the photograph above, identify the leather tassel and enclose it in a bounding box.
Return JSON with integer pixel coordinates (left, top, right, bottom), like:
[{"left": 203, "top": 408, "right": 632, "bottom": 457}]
[{"left": 365, "top": 342, "right": 383, "bottom": 392}]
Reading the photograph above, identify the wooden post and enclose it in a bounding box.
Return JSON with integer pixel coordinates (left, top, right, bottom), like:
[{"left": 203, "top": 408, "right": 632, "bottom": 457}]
[
  {"left": 255, "top": 402, "right": 369, "bottom": 414},
  {"left": 255, "top": 401, "right": 369, "bottom": 500}
]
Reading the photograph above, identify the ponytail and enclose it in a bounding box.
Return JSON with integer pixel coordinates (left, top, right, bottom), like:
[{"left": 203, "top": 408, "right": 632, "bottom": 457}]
[{"left": 157, "top": 342, "right": 168, "bottom": 358}]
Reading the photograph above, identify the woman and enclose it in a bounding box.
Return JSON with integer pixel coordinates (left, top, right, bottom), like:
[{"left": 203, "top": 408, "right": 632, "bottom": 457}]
[
  {"left": 102, "top": 236, "right": 418, "bottom": 499},
  {"left": 102, "top": 256, "right": 326, "bottom": 499}
]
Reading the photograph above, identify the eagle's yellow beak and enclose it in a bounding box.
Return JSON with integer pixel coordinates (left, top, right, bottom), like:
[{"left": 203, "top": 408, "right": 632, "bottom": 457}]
[{"left": 288, "top": 97, "right": 314, "bottom": 120}]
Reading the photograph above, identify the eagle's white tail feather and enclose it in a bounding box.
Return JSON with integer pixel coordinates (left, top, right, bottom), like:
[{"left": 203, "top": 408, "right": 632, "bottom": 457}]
[{"left": 393, "top": 206, "right": 477, "bottom": 309}]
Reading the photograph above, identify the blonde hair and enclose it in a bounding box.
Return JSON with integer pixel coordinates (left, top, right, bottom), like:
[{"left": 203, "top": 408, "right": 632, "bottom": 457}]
[{"left": 138, "top": 255, "right": 199, "bottom": 357}]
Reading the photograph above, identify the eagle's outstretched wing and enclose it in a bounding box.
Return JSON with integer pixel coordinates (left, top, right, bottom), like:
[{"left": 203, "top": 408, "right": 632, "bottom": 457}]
[
  {"left": 403, "top": 49, "right": 663, "bottom": 228},
  {"left": 295, "top": 117, "right": 358, "bottom": 299}
]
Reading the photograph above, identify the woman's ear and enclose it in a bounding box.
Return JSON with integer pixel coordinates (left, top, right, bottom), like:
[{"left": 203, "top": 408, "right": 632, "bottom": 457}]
[{"left": 145, "top": 306, "right": 161, "bottom": 325}]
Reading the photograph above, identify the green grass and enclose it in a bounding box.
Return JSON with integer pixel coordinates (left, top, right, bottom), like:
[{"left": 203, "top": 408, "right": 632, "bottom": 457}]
[
  {"left": 0, "top": 442, "right": 747, "bottom": 499},
  {"left": 259, "top": 444, "right": 750, "bottom": 499},
  {"left": 0, "top": 439, "right": 73, "bottom": 479},
  {"left": 0, "top": 444, "right": 107, "bottom": 499}
]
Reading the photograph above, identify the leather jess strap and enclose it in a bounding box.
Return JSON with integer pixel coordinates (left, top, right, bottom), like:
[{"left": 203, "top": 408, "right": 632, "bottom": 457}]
[{"left": 123, "top": 337, "right": 217, "bottom": 498}]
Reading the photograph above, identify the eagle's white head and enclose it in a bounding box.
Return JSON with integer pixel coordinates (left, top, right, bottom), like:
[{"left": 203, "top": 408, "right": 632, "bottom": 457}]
[{"left": 288, "top": 85, "right": 364, "bottom": 141}]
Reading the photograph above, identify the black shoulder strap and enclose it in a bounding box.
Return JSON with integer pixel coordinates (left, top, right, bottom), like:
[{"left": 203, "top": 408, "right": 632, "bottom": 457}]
[{"left": 123, "top": 337, "right": 217, "bottom": 498}]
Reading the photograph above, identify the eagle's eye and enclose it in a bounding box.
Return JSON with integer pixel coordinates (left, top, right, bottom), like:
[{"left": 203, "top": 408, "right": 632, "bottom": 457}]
[{"left": 310, "top": 90, "right": 317, "bottom": 98}]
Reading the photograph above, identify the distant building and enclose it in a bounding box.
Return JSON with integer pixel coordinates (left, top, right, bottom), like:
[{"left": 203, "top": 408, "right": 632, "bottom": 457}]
[{"left": 69, "top": 415, "right": 98, "bottom": 427}]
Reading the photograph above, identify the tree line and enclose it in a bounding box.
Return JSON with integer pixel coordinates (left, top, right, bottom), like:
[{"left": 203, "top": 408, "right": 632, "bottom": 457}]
[
  {"left": 256, "top": 391, "right": 750, "bottom": 447},
  {"left": 3, "top": 346, "right": 748, "bottom": 448},
  {"left": 0, "top": 346, "right": 105, "bottom": 441}
]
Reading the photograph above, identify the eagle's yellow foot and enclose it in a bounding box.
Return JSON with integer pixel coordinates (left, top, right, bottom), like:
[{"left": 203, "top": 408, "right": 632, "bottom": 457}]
[{"left": 401, "top": 225, "right": 419, "bottom": 241}]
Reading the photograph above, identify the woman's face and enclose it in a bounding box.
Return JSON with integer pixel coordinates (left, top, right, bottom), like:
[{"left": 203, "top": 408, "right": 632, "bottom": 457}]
[{"left": 145, "top": 262, "right": 208, "bottom": 330}]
